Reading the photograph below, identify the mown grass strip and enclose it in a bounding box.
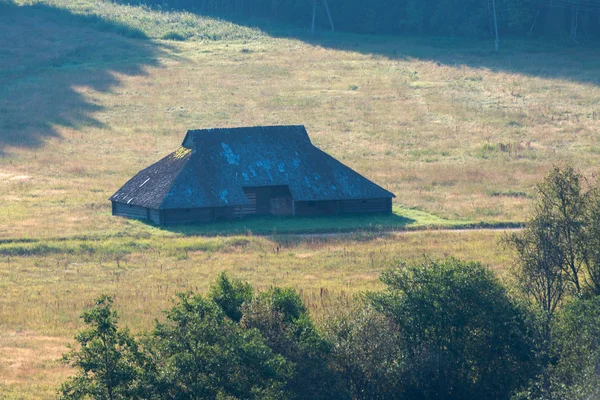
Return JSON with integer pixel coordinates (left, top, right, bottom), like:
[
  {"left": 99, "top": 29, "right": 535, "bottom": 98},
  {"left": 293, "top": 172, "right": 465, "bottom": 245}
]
[{"left": 0, "top": 207, "right": 523, "bottom": 257}]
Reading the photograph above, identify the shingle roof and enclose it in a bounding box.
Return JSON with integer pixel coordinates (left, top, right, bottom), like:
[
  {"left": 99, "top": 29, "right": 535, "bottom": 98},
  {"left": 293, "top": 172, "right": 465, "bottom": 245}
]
[{"left": 110, "top": 125, "right": 395, "bottom": 209}]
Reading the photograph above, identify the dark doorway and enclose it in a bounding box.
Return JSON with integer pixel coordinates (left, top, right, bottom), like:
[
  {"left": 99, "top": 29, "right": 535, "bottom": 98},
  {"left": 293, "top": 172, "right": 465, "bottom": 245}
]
[{"left": 239, "top": 185, "right": 293, "bottom": 216}]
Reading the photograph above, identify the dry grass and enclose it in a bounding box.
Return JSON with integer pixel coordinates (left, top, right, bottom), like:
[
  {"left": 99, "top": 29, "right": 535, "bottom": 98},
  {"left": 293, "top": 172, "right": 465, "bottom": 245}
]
[
  {"left": 0, "top": 230, "right": 514, "bottom": 336},
  {"left": 0, "top": 331, "right": 72, "bottom": 399},
  {"left": 0, "top": 229, "right": 513, "bottom": 398}
]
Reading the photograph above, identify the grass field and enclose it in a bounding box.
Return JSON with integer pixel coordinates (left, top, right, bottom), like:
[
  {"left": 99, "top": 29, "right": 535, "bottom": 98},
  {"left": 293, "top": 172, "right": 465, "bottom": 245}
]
[
  {"left": 0, "top": 229, "right": 515, "bottom": 398},
  {"left": 3, "top": 0, "right": 600, "bottom": 241},
  {"left": 1, "top": 0, "right": 599, "bottom": 397}
]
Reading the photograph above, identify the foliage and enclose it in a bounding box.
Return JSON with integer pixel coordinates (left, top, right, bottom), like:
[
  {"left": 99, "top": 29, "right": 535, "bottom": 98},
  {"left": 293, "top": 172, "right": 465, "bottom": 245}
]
[
  {"left": 552, "top": 295, "right": 600, "bottom": 400},
  {"left": 241, "top": 287, "right": 349, "bottom": 399},
  {"left": 513, "top": 295, "right": 600, "bottom": 400},
  {"left": 60, "top": 295, "right": 145, "bottom": 399},
  {"left": 58, "top": 261, "right": 600, "bottom": 400},
  {"left": 323, "top": 304, "right": 404, "bottom": 399},
  {"left": 579, "top": 184, "right": 600, "bottom": 295},
  {"left": 150, "top": 292, "right": 292, "bottom": 399},
  {"left": 119, "top": 0, "right": 600, "bottom": 41},
  {"left": 369, "top": 258, "right": 536, "bottom": 400},
  {"left": 505, "top": 166, "right": 599, "bottom": 336},
  {"left": 209, "top": 272, "right": 254, "bottom": 322},
  {"left": 534, "top": 166, "right": 586, "bottom": 292},
  {"left": 506, "top": 165, "right": 600, "bottom": 399}
]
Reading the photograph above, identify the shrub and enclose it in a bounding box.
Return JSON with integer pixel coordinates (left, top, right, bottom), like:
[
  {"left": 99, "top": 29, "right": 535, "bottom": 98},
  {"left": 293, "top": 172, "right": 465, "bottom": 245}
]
[
  {"left": 209, "top": 272, "right": 253, "bottom": 322},
  {"left": 369, "top": 258, "right": 536, "bottom": 400},
  {"left": 323, "top": 304, "right": 404, "bottom": 399},
  {"left": 551, "top": 295, "right": 600, "bottom": 399},
  {"left": 242, "top": 287, "right": 350, "bottom": 400},
  {"left": 161, "top": 31, "right": 188, "bottom": 41},
  {"left": 151, "top": 292, "right": 293, "bottom": 399}
]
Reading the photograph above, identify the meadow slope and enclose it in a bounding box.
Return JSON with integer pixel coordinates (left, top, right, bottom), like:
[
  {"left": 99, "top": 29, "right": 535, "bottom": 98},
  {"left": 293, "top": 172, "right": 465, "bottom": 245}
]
[{"left": 2, "top": 0, "right": 600, "bottom": 240}]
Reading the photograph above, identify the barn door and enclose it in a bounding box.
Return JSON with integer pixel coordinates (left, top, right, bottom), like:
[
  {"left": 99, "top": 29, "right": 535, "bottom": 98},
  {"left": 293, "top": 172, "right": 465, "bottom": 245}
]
[
  {"left": 236, "top": 188, "right": 258, "bottom": 216},
  {"left": 237, "top": 186, "right": 293, "bottom": 216}
]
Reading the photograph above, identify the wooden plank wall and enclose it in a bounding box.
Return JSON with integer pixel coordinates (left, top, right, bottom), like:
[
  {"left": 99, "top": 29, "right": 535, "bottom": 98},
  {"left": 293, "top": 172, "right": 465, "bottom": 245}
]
[
  {"left": 294, "top": 200, "right": 338, "bottom": 216},
  {"left": 340, "top": 198, "right": 391, "bottom": 214},
  {"left": 164, "top": 208, "right": 213, "bottom": 224},
  {"left": 295, "top": 198, "right": 391, "bottom": 216},
  {"left": 149, "top": 209, "right": 162, "bottom": 224},
  {"left": 113, "top": 196, "right": 392, "bottom": 225},
  {"left": 235, "top": 190, "right": 257, "bottom": 217},
  {"left": 113, "top": 202, "right": 149, "bottom": 220}
]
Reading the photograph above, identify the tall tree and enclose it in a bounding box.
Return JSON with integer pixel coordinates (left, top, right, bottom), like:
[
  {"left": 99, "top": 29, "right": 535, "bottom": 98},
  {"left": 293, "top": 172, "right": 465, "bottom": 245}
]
[{"left": 60, "top": 296, "right": 145, "bottom": 400}]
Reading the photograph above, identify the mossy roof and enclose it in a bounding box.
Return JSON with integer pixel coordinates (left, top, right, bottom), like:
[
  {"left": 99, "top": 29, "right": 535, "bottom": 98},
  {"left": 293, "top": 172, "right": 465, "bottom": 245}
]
[{"left": 110, "top": 125, "right": 394, "bottom": 209}]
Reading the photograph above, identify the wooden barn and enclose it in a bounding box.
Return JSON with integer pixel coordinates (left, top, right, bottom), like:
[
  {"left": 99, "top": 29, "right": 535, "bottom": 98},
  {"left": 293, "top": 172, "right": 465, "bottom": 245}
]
[{"left": 110, "top": 125, "right": 395, "bottom": 225}]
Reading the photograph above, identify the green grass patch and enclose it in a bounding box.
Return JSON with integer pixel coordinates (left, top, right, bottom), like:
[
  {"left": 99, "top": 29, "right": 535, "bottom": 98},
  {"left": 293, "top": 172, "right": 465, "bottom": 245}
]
[
  {"left": 145, "top": 206, "right": 519, "bottom": 237},
  {"left": 17, "top": 0, "right": 267, "bottom": 42},
  {"left": 0, "top": 206, "right": 521, "bottom": 257},
  {"left": 0, "top": 236, "right": 256, "bottom": 258}
]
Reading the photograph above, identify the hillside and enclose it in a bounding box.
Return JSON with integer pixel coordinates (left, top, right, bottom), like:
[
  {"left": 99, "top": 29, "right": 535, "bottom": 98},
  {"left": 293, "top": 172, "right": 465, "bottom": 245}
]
[{"left": 2, "top": 0, "right": 600, "bottom": 240}]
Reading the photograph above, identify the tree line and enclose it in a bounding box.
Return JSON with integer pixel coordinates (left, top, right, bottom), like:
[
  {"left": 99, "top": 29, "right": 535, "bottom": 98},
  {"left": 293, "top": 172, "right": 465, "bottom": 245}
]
[
  {"left": 118, "top": 0, "right": 600, "bottom": 41},
  {"left": 60, "top": 166, "right": 600, "bottom": 399}
]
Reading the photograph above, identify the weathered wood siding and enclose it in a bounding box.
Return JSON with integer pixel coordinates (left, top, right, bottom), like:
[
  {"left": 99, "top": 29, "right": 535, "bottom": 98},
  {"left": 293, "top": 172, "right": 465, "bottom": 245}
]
[
  {"left": 149, "top": 209, "right": 162, "bottom": 225},
  {"left": 113, "top": 196, "right": 391, "bottom": 225},
  {"left": 294, "top": 200, "right": 338, "bottom": 216},
  {"left": 244, "top": 187, "right": 271, "bottom": 215},
  {"left": 163, "top": 208, "right": 213, "bottom": 224},
  {"left": 340, "top": 198, "right": 391, "bottom": 214},
  {"left": 235, "top": 189, "right": 258, "bottom": 217},
  {"left": 113, "top": 202, "right": 149, "bottom": 220},
  {"left": 295, "top": 198, "right": 391, "bottom": 216},
  {"left": 214, "top": 207, "right": 235, "bottom": 221},
  {"left": 236, "top": 186, "right": 293, "bottom": 217}
]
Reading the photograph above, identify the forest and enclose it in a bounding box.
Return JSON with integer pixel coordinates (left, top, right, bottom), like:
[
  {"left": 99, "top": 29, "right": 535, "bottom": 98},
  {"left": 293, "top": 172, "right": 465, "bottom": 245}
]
[{"left": 119, "top": 0, "right": 600, "bottom": 41}]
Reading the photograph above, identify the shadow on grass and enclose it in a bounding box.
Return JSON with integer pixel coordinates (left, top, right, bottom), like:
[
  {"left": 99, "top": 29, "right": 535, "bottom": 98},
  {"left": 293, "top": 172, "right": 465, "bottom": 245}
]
[
  {"left": 0, "top": 1, "right": 168, "bottom": 154},
  {"left": 182, "top": 9, "right": 600, "bottom": 86},
  {"left": 297, "top": 33, "right": 600, "bottom": 86},
  {"left": 152, "top": 212, "right": 416, "bottom": 238}
]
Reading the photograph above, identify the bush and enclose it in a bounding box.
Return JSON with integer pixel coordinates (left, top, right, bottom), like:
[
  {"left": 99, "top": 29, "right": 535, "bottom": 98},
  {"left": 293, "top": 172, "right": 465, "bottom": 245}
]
[
  {"left": 150, "top": 292, "right": 293, "bottom": 399},
  {"left": 161, "top": 31, "right": 189, "bottom": 41},
  {"left": 241, "top": 287, "right": 349, "bottom": 400},
  {"left": 209, "top": 272, "right": 253, "bottom": 322},
  {"left": 61, "top": 268, "right": 539, "bottom": 399},
  {"left": 369, "top": 258, "right": 536, "bottom": 400},
  {"left": 551, "top": 295, "right": 600, "bottom": 399},
  {"left": 60, "top": 296, "right": 145, "bottom": 399},
  {"left": 323, "top": 304, "right": 404, "bottom": 399}
]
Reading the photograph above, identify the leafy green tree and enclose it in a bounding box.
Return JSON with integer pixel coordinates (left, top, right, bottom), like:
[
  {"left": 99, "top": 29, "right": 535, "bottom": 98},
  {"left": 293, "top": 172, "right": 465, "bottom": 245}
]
[
  {"left": 323, "top": 303, "right": 404, "bottom": 400},
  {"left": 369, "top": 258, "right": 535, "bottom": 400},
  {"left": 578, "top": 184, "right": 600, "bottom": 295},
  {"left": 60, "top": 295, "right": 145, "bottom": 400},
  {"left": 534, "top": 166, "right": 587, "bottom": 293},
  {"left": 552, "top": 295, "right": 600, "bottom": 399},
  {"left": 241, "top": 287, "right": 350, "bottom": 400},
  {"left": 506, "top": 165, "right": 597, "bottom": 398},
  {"left": 150, "top": 292, "right": 293, "bottom": 399},
  {"left": 209, "top": 272, "right": 253, "bottom": 322}
]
